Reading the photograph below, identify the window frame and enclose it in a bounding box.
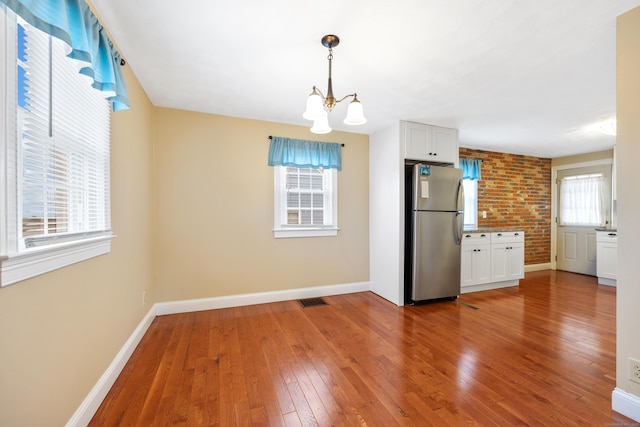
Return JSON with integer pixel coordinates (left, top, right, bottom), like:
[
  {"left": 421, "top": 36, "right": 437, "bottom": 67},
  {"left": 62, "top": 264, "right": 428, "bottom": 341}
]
[
  {"left": 272, "top": 165, "right": 339, "bottom": 238},
  {"left": 0, "top": 8, "right": 113, "bottom": 287}
]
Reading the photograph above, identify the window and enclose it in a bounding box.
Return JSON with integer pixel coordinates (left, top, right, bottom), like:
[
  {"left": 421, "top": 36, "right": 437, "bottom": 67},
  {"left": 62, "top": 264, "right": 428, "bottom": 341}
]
[
  {"left": 463, "top": 179, "right": 478, "bottom": 229},
  {"left": 273, "top": 166, "right": 338, "bottom": 238},
  {"left": 0, "top": 9, "right": 113, "bottom": 287},
  {"left": 559, "top": 173, "right": 606, "bottom": 226}
]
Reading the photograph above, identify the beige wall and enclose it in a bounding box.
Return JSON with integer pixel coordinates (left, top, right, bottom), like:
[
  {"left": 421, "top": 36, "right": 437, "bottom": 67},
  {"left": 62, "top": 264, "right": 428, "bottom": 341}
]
[
  {"left": 616, "top": 6, "right": 640, "bottom": 401},
  {"left": 152, "top": 108, "right": 369, "bottom": 301},
  {"left": 0, "top": 66, "right": 155, "bottom": 426},
  {"left": 551, "top": 149, "right": 613, "bottom": 167}
]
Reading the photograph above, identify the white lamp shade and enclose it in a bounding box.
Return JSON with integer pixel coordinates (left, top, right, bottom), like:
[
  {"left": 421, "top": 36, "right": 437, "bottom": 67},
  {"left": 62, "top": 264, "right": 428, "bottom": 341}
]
[
  {"left": 344, "top": 98, "right": 366, "bottom": 125},
  {"left": 303, "top": 92, "right": 325, "bottom": 120},
  {"left": 311, "top": 114, "right": 332, "bottom": 134}
]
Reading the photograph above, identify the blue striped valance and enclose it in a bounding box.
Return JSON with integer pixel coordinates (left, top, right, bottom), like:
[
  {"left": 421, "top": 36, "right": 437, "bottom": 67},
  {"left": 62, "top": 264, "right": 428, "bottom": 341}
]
[
  {"left": 268, "top": 137, "right": 342, "bottom": 170},
  {"left": 1, "top": 0, "right": 130, "bottom": 111},
  {"left": 461, "top": 158, "right": 482, "bottom": 180}
]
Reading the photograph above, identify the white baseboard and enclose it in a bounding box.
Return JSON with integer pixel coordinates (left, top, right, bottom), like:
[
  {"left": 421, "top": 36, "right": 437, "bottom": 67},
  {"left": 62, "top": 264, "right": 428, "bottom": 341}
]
[
  {"left": 65, "top": 306, "right": 157, "bottom": 427},
  {"left": 612, "top": 387, "right": 640, "bottom": 422},
  {"left": 598, "top": 277, "right": 617, "bottom": 286},
  {"left": 156, "top": 281, "right": 371, "bottom": 315},
  {"left": 66, "top": 281, "right": 370, "bottom": 426},
  {"left": 525, "top": 263, "right": 552, "bottom": 272},
  {"left": 460, "top": 279, "right": 518, "bottom": 294}
]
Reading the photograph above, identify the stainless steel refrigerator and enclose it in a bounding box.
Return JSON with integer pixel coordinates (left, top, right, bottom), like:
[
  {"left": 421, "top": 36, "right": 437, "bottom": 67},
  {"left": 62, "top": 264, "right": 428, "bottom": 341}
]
[{"left": 410, "top": 164, "right": 464, "bottom": 302}]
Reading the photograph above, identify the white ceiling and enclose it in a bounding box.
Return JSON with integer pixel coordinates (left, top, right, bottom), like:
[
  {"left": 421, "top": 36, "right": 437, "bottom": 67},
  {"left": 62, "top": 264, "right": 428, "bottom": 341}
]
[{"left": 91, "top": 0, "right": 640, "bottom": 158}]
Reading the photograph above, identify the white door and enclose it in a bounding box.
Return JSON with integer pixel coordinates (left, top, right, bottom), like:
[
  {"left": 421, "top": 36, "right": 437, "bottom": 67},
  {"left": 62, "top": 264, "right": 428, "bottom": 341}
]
[{"left": 556, "top": 165, "right": 611, "bottom": 275}]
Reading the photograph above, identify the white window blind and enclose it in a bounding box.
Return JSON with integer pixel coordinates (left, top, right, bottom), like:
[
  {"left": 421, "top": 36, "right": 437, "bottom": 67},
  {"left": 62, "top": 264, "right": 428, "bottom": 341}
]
[{"left": 19, "top": 18, "right": 111, "bottom": 249}]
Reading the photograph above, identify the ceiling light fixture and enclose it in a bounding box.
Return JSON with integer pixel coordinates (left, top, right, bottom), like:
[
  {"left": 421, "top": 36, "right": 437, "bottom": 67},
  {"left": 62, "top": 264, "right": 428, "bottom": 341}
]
[{"left": 303, "top": 35, "right": 366, "bottom": 134}]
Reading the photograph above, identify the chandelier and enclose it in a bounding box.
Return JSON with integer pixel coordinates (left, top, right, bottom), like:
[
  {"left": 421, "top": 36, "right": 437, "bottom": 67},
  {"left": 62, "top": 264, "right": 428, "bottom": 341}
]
[{"left": 303, "top": 35, "right": 366, "bottom": 134}]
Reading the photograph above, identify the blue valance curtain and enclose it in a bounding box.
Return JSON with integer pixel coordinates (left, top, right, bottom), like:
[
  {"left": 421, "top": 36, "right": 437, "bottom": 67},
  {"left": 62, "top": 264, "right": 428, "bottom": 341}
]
[
  {"left": 461, "top": 158, "right": 482, "bottom": 180},
  {"left": 268, "top": 137, "right": 342, "bottom": 170},
  {"left": 1, "top": 0, "right": 130, "bottom": 111}
]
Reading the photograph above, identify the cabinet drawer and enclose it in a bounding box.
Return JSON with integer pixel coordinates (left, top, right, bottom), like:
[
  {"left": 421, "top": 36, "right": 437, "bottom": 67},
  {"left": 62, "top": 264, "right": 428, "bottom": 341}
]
[
  {"left": 596, "top": 231, "right": 617, "bottom": 243},
  {"left": 491, "top": 231, "right": 524, "bottom": 243},
  {"left": 462, "top": 232, "right": 490, "bottom": 245}
]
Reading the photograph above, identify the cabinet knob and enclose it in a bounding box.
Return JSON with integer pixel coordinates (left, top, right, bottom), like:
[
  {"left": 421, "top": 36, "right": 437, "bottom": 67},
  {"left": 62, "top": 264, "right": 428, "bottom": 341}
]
[
  {"left": 465, "top": 234, "right": 471, "bottom": 238},
  {"left": 480, "top": 234, "right": 486, "bottom": 237},
  {"left": 514, "top": 233, "right": 519, "bottom": 236},
  {"left": 608, "top": 233, "right": 617, "bottom": 237},
  {"left": 497, "top": 233, "right": 502, "bottom": 237}
]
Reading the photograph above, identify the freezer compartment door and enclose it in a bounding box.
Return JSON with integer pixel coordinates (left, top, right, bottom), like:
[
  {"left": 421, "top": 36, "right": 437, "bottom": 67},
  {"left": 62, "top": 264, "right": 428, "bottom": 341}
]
[
  {"left": 413, "top": 164, "right": 463, "bottom": 212},
  {"left": 412, "top": 211, "right": 461, "bottom": 301}
]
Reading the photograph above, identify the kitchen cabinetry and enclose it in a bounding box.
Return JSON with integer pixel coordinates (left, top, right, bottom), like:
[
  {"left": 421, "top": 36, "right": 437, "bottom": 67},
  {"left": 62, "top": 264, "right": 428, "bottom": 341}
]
[
  {"left": 596, "top": 230, "right": 617, "bottom": 286},
  {"left": 403, "top": 121, "right": 458, "bottom": 165},
  {"left": 490, "top": 231, "right": 525, "bottom": 282},
  {"left": 369, "top": 121, "right": 459, "bottom": 306},
  {"left": 461, "top": 230, "right": 524, "bottom": 293},
  {"left": 461, "top": 233, "right": 491, "bottom": 288}
]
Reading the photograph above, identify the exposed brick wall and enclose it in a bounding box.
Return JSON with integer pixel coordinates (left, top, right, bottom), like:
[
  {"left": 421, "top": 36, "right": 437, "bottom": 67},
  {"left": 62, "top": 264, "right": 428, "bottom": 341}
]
[{"left": 459, "top": 148, "right": 551, "bottom": 265}]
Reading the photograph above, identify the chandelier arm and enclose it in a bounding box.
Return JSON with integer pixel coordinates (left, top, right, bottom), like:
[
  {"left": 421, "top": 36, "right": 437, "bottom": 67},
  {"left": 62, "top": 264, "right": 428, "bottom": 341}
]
[
  {"left": 334, "top": 93, "right": 357, "bottom": 104},
  {"left": 313, "top": 85, "right": 327, "bottom": 101}
]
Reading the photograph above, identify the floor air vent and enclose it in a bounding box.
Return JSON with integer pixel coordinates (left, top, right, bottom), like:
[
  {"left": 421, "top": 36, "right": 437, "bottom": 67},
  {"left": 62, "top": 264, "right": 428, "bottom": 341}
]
[
  {"left": 456, "top": 300, "right": 480, "bottom": 310},
  {"left": 298, "top": 297, "right": 328, "bottom": 308}
]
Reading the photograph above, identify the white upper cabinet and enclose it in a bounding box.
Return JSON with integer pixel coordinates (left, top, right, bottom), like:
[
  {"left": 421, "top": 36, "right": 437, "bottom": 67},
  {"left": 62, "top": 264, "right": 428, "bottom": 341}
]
[{"left": 402, "top": 121, "right": 459, "bottom": 165}]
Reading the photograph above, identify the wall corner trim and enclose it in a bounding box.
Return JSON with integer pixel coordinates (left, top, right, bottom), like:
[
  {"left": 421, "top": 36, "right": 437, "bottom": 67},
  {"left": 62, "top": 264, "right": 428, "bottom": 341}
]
[
  {"left": 65, "top": 306, "right": 157, "bottom": 427},
  {"left": 612, "top": 387, "right": 640, "bottom": 423},
  {"left": 66, "top": 281, "right": 371, "bottom": 426}
]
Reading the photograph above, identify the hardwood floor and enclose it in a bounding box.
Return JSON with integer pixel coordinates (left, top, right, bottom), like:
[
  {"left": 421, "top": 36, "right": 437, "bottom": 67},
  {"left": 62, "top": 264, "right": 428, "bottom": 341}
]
[{"left": 89, "top": 271, "right": 637, "bottom": 426}]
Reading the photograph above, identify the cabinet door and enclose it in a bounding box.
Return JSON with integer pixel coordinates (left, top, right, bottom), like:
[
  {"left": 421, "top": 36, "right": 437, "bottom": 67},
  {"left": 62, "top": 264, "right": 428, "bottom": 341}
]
[
  {"left": 431, "top": 126, "right": 458, "bottom": 164},
  {"left": 491, "top": 244, "right": 509, "bottom": 282},
  {"left": 461, "top": 245, "right": 475, "bottom": 287},
  {"left": 403, "top": 122, "right": 432, "bottom": 160},
  {"left": 475, "top": 246, "right": 492, "bottom": 283},
  {"left": 507, "top": 243, "right": 525, "bottom": 280},
  {"left": 597, "top": 242, "right": 617, "bottom": 279},
  {"left": 461, "top": 244, "right": 491, "bottom": 287}
]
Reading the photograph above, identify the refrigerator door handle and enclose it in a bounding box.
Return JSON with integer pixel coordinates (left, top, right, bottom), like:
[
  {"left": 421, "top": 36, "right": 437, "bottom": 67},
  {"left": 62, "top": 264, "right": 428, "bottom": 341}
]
[
  {"left": 456, "top": 178, "right": 465, "bottom": 212},
  {"left": 455, "top": 212, "right": 464, "bottom": 245}
]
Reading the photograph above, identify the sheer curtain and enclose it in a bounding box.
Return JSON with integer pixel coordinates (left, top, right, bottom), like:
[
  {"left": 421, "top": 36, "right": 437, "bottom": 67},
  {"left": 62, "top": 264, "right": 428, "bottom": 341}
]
[{"left": 559, "top": 174, "right": 606, "bottom": 226}]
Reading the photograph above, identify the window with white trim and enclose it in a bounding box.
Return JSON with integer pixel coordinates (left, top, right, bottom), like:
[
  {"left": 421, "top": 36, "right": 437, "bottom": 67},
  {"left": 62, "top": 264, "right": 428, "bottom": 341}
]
[
  {"left": 273, "top": 166, "right": 338, "bottom": 238},
  {"left": 463, "top": 179, "right": 478, "bottom": 229},
  {"left": 0, "top": 9, "right": 113, "bottom": 287}
]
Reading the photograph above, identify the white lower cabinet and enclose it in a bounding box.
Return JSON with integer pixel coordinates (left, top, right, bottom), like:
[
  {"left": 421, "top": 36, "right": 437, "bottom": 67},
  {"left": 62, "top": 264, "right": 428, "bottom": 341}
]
[
  {"left": 461, "top": 231, "right": 524, "bottom": 293},
  {"left": 490, "top": 232, "right": 525, "bottom": 282},
  {"left": 596, "top": 230, "right": 617, "bottom": 286},
  {"left": 461, "top": 233, "right": 491, "bottom": 288}
]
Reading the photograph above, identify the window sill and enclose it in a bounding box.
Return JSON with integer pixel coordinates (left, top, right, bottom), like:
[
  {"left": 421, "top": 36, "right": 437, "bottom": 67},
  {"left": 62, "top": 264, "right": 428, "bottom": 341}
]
[
  {"left": 273, "top": 228, "right": 339, "bottom": 239},
  {"left": 0, "top": 234, "right": 114, "bottom": 287}
]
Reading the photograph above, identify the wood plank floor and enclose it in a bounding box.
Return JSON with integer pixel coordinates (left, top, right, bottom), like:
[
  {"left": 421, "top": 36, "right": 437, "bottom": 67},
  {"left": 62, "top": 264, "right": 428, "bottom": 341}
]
[{"left": 89, "top": 271, "right": 638, "bottom": 426}]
